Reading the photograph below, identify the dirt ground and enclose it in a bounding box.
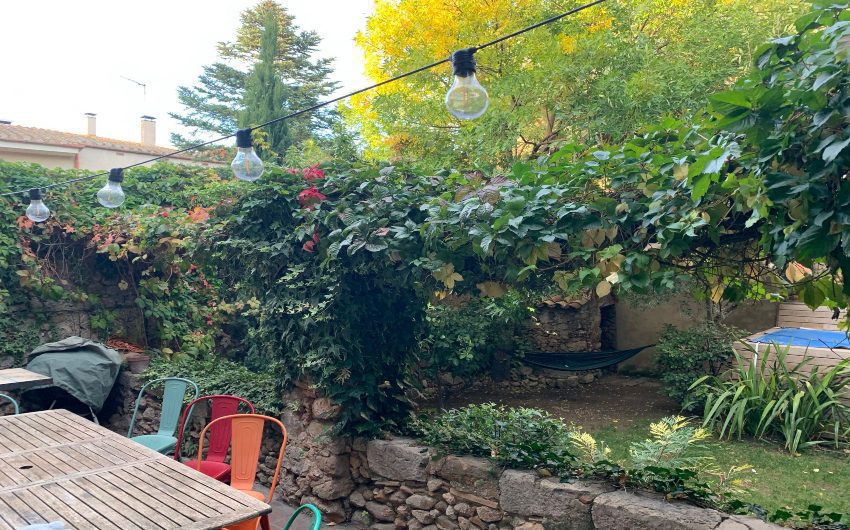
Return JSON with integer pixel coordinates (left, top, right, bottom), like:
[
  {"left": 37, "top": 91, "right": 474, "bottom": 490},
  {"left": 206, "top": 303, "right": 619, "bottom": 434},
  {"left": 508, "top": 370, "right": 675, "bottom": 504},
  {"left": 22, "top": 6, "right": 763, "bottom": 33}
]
[{"left": 438, "top": 374, "right": 680, "bottom": 430}]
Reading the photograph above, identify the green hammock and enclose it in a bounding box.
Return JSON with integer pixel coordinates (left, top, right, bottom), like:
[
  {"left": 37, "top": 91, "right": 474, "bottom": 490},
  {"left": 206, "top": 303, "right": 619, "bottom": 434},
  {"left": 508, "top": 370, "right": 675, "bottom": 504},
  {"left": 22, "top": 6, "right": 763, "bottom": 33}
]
[{"left": 523, "top": 345, "right": 655, "bottom": 371}]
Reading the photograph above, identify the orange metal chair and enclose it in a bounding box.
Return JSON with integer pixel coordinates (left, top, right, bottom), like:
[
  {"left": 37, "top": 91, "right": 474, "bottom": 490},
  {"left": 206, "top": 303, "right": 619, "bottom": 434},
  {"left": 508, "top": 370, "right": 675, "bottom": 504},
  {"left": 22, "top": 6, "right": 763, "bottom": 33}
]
[
  {"left": 174, "top": 395, "right": 256, "bottom": 481},
  {"left": 197, "top": 414, "right": 287, "bottom": 530}
]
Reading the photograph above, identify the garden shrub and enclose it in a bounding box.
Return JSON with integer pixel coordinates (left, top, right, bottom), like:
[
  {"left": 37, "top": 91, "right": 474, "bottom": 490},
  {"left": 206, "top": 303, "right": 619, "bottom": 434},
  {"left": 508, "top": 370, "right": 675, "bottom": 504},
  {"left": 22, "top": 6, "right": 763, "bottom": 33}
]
[
  {"left": 693, "top": 345, "right": 850, "bottom": 453},
  {"left": 417, "top": 292, "right": 531, "bottom": 390},
  {"left": 411, "top": 403, "right": 576, "bottom": 472},
  {"left": 413, "top": 405, "right": 750, "bottom": 509},
  {"left": 656, "top": 322, "right": 745, "bottom": 409},
  {"left": 143, "top": 356, "right": 282, "bottom": 414}
]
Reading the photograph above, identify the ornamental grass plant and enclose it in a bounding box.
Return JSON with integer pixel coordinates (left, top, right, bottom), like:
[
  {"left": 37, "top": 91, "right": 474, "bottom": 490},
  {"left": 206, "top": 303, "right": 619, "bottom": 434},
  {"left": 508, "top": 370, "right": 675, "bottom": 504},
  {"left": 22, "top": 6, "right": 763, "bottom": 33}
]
[{"left": 691, "top": 345, "right": 850, "bottom": 454}]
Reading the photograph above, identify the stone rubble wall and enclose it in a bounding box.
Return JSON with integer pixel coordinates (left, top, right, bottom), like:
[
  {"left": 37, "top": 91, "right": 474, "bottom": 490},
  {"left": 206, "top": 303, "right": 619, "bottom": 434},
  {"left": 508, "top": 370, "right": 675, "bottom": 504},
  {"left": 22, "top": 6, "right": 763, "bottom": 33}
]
[
  {"left": 345, "top": 437, "right": 783, "bottom": 530},
  {"left": 422, "top": 366, "right": 602, "bottom": 401},
  {"left": 523, "top": 303, "right": 602, "bottom": 354}
]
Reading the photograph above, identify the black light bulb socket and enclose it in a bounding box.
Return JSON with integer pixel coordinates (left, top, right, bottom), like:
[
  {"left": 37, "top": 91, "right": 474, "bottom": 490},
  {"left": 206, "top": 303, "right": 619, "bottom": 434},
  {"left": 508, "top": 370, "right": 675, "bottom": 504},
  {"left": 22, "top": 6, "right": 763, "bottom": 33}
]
[
  {"left": 451, "top": 48, "right": 478, "bottom": 77},
  {"left": 235, "top": 129, "right": 254, "bottom": 148},
  {"left": 29, "top": 188, "right": 42, "bottom": 201},
  {"left": 108, "top": 168, "right": 124, "bottom": 183}
]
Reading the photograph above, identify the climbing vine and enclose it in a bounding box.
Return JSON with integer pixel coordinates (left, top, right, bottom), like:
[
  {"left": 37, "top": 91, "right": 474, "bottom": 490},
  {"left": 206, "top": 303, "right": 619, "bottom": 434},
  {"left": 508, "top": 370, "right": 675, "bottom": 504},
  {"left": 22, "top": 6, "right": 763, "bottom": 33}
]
[{"left": 1, "top": 3, "right": 849, "bottom": 433}]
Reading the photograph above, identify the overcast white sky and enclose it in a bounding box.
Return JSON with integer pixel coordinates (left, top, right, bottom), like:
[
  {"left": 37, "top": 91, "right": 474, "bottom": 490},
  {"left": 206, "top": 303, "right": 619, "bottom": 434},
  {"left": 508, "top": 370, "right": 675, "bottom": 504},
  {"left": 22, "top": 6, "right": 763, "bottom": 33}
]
[{"left": 0, "top": 0, "right": 372, "bottom": 147}]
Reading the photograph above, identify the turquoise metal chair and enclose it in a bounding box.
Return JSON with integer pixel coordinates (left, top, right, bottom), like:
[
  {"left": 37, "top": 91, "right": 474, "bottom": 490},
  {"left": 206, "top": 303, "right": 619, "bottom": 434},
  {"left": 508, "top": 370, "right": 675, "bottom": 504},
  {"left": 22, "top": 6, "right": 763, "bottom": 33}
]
[
  {"left": 281, "top": 504, "right": 321, "bottom": 530},
  {"left": 0, "top": 393, "right": 19, "bottom": 415},
  {"left": 127, "top": 377, "right": 198, "bottom": 454}
]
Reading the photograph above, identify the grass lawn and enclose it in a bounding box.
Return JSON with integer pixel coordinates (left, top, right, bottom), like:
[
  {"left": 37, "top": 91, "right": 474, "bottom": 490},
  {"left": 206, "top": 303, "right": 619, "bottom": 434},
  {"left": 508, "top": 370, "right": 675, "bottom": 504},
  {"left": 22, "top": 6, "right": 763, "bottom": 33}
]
[{"left": 592, "top": 420, "right": 850, "bottom": 515}]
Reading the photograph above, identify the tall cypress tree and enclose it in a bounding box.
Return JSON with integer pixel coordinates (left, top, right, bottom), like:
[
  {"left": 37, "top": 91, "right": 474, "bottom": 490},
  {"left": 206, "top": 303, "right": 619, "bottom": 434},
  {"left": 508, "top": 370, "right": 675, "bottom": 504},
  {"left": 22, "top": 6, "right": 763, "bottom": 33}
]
[{"left": 240, "top": 13, "right": 288, "bottom": 158}]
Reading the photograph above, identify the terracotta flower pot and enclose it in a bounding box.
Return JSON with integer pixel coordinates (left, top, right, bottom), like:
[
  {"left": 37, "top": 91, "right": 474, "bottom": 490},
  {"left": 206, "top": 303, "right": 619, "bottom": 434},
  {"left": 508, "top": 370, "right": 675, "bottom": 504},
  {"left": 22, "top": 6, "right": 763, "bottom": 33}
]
[{"left": 124, "top": 352, "right": 151, "bottom": 374}]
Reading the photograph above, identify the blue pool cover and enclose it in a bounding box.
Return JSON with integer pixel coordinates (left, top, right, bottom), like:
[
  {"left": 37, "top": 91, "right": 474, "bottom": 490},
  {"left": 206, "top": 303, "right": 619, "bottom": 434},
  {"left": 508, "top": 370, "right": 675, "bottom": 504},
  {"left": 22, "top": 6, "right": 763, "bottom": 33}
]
[{"left": 753, "top": 328, "right": 850, "bottom": 349}]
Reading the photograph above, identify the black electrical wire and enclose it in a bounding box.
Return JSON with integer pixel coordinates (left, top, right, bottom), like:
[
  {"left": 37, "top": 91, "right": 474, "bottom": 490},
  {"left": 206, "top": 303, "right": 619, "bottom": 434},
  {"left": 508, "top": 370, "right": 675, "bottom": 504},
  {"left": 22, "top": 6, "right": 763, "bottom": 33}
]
[{"left": 0, "top": 0, "right": 609, "bottom": 199}]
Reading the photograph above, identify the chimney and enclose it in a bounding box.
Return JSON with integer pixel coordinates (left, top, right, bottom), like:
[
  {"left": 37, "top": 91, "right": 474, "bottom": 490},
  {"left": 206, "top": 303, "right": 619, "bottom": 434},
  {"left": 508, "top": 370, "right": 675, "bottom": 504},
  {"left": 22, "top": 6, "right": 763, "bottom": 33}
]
[
  {"left": 84, "top": 113, "right": 96, "bottom": 136},
  {"left": 140, "top": 115, "right": 156, "bottom": 146}
]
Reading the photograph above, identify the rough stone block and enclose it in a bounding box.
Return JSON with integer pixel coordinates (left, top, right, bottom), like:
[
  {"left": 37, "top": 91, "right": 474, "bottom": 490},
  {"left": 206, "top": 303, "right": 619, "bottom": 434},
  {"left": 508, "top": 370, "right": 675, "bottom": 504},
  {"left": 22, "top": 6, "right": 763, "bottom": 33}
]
[
  {"left": 406, "top": 494, "right": 438, "bottom": 510},
  {"left": 591, "top": 491, "right": 723, "bottom": 530},
  {"left": 499, "top": 470, "right": 610, "bottom": 530},
  {"left": 475, "top": 507, "right": 502, "bottom": 523},
  {"left": 311, "top": 476, "right": 354, "bottom": 500},
  {"left": 716, "top": 516, "right": 786, "bottom": 530},
  {"left": 366, "top": 501, "right": 396, "bottom": 522},
  {"left": 367, "top": 438, "right": 429, "bottom": 482},
  {"left": 434, "top": 455, "right": 500, "bottom": 498},
  {"left": 436, "top": 515, "right": 459, "bottom": 530},
  {"left": 412, "top": 510, "right": 436, "bottom": 524}
]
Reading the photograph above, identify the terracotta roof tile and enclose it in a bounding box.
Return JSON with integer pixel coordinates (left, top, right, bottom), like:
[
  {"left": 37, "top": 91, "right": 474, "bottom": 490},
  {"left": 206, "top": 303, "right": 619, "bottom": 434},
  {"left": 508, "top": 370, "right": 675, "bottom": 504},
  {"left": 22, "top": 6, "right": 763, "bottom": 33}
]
[{"left": 0, "top": 124, "right": 198, "bottom": 160}]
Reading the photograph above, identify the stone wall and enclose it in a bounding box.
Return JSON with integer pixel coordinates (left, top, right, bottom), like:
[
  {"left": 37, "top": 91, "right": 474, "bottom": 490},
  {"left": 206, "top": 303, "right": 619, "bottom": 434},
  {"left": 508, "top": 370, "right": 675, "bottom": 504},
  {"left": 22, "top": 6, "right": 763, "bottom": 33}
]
[
  {"left": 346, "top": 437, "right": 782, "bottom": 530},
  {"left": 523, "top": 301, "right": 602, "bottom": 353}
]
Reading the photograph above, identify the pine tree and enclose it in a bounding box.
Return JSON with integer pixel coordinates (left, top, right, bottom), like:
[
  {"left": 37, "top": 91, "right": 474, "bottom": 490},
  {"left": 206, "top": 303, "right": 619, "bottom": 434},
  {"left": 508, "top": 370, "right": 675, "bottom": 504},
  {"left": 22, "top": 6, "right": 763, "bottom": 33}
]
[{"left": 170, "top": 1, "right": 336, "bottom": 150}]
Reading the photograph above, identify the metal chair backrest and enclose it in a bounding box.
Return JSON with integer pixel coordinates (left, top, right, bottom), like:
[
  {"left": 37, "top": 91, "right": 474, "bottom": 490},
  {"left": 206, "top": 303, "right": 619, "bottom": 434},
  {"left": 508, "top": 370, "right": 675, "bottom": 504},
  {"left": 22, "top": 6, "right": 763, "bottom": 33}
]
[
  {"left": 281, "top": 504, "right": 321, "bottom": 530},
  {"left": 0, "top": 393, "right": 19, "bottom": 415},
  {"left": 128, "top": 377, "right": 199, "bottom": 438},
  {"left": 174, "top": 395, "right": 255, "bottom": 461},
  {"left": 197, "top": 414, "right": 287, "bottom": 501}
]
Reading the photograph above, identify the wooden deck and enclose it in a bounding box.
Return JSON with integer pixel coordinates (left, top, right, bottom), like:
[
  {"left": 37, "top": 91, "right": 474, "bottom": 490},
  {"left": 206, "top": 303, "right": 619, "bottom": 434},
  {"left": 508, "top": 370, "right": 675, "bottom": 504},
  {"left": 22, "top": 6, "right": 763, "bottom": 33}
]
[
  {"left": 0, "top": 369, "right": 52, "bottom": 392},
  {"left": 0, "top": 409, "right": 270, "bottom": 529},
  {"left": 776, "top": 301, "right": 845, "bottom": 331}
]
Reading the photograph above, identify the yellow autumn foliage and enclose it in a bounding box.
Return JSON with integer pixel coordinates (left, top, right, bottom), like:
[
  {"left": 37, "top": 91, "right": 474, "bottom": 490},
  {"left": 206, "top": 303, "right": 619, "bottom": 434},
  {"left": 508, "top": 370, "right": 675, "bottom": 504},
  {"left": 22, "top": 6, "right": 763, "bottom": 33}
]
[{"left": 349, "top": 0, "right": 807, "bottom": 166}]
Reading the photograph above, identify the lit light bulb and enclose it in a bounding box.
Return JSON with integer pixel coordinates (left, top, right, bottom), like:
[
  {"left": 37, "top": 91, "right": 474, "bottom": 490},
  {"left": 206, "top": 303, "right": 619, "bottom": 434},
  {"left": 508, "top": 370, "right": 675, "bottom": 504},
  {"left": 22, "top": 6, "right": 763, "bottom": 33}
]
[
  {"left": 97, "top": 168, "right": 126, "bottom": 208},
  {"left": 26, "top": 188, "right": 50, "bottom": 222},
  {"left": 231, "top": 129, "right": 264, "bottom": 182},
  {"left": 445, "top": 48, "right": 489, "bottom": 120}
]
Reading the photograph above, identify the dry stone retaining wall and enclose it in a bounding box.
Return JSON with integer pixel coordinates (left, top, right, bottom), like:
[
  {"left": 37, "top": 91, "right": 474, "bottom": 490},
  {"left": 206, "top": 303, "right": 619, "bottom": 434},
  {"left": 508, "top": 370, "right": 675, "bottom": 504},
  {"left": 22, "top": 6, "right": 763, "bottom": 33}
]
[{"left": 347, "top": 437, "right": 783, "bottom": 530}]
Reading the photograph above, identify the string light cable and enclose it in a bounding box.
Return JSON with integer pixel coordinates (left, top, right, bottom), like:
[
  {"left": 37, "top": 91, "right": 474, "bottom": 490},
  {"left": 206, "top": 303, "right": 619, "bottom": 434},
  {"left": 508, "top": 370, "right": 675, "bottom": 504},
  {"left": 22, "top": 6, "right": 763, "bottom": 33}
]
[{"left": 2, "top": 0, "right": 609, "bottom": 213}]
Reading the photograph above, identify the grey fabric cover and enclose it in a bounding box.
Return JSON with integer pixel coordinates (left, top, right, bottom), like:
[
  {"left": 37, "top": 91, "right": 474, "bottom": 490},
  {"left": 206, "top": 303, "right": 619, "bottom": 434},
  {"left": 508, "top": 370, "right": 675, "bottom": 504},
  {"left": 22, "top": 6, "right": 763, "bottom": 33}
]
[{"left": 25, "top": 336, "right": 122, "bottom": 411}]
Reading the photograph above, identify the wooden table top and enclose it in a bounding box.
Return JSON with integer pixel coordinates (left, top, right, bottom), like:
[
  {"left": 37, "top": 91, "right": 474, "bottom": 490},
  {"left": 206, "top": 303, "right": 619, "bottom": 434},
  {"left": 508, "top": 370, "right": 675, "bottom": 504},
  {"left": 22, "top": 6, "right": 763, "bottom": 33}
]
[
  {"left": 0, "top": 369, "right": 53, "bottom": 392},
  {"left": 0, "top": 409, "right": 270, "bottom": 530}
]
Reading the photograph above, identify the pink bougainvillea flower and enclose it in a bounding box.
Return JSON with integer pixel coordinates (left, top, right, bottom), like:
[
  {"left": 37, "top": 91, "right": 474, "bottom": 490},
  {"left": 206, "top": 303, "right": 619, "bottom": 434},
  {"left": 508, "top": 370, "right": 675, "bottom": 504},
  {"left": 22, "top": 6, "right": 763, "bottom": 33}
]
[
  {"left": 303, "top": 165, "right": 325, "bottom": 181},
  {"left": 286, "top": 168, "right": 301, "bottom": 175},
  {"left": 298, "top": 187, "right": 327, "bottom": 210}
]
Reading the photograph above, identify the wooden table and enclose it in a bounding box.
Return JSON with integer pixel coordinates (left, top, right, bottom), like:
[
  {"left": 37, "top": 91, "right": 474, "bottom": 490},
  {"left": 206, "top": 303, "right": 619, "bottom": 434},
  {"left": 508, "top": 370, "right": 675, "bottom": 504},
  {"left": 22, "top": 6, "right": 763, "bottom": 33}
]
[
  {"left": 0, "top": 369, "right": 52, "bottom": 392},
  {"left": 0, "top": 410, "right": 270, "bottom": 529}
]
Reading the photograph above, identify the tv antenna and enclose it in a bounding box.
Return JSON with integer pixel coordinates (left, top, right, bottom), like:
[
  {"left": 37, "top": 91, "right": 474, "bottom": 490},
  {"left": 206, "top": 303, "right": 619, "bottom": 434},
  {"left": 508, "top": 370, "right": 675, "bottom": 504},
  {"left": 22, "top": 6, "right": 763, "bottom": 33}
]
[{"left": 120, "top": 75, "right": 148, "bottom": 109}]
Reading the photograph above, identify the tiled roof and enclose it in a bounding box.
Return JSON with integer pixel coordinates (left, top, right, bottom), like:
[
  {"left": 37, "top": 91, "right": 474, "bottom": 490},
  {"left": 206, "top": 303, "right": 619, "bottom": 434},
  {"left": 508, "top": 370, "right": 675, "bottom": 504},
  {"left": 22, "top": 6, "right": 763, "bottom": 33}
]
[
  {"left": 538, "top": 292, "right": 592, "bottom": 309},
  {"left": 538, "top": 291, "right": 615, "bottom": 308},
  {"left": 0, "top": 124, "right": 196, "bottom": 160}
]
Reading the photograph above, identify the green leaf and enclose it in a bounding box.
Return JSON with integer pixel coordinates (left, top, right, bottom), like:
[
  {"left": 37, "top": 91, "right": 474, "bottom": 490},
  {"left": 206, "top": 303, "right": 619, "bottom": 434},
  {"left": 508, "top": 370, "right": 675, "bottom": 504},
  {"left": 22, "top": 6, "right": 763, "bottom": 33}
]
[
  {"left": 710, "top": 90, "right": 752, "bottom": 109},
  {"left": 480, "top": 235, "right": 494, "bottom": 255},
  {"left": 691, "top": 173, "right": 712, "bottom": 200},
  {"left": 812, "top": 71, "right": 837, "bottom": 91},
  {"left": 823, "top": 138, "right": 850, "bottom": 163}
]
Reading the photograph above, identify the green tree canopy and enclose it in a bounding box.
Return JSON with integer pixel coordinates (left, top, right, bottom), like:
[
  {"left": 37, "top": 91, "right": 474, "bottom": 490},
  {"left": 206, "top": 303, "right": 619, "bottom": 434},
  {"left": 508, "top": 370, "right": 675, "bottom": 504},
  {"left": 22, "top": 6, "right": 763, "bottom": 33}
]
[{"left": 170, "top": 0, "right": 337, "bottom": 153}]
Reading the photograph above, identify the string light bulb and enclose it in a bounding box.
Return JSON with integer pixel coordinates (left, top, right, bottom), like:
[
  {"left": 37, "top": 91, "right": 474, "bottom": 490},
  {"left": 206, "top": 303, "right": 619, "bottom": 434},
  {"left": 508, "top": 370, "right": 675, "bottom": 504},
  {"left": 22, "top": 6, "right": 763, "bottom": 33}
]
[
  {"left": 26, "top": 189, "right": 50, "bottom": 223},
  {"left": 445, "top": 48, "right": 489, "bottom": 120},
  {"left": 231, "top": 129, "right": 264, "bottom": 182},
  {"left": 97, "top": 168, "right": 126, "bottom": 208}
]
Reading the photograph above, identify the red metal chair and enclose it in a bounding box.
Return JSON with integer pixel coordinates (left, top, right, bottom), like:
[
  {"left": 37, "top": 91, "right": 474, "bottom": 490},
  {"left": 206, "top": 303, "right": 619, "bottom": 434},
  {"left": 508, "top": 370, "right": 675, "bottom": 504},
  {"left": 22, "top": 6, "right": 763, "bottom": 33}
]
[
  {"left": 174, "top": 395, "right": 255, "bottom": 482},
  {"left": 199, "top": 414, "right": 287, "bottom": 530}
]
